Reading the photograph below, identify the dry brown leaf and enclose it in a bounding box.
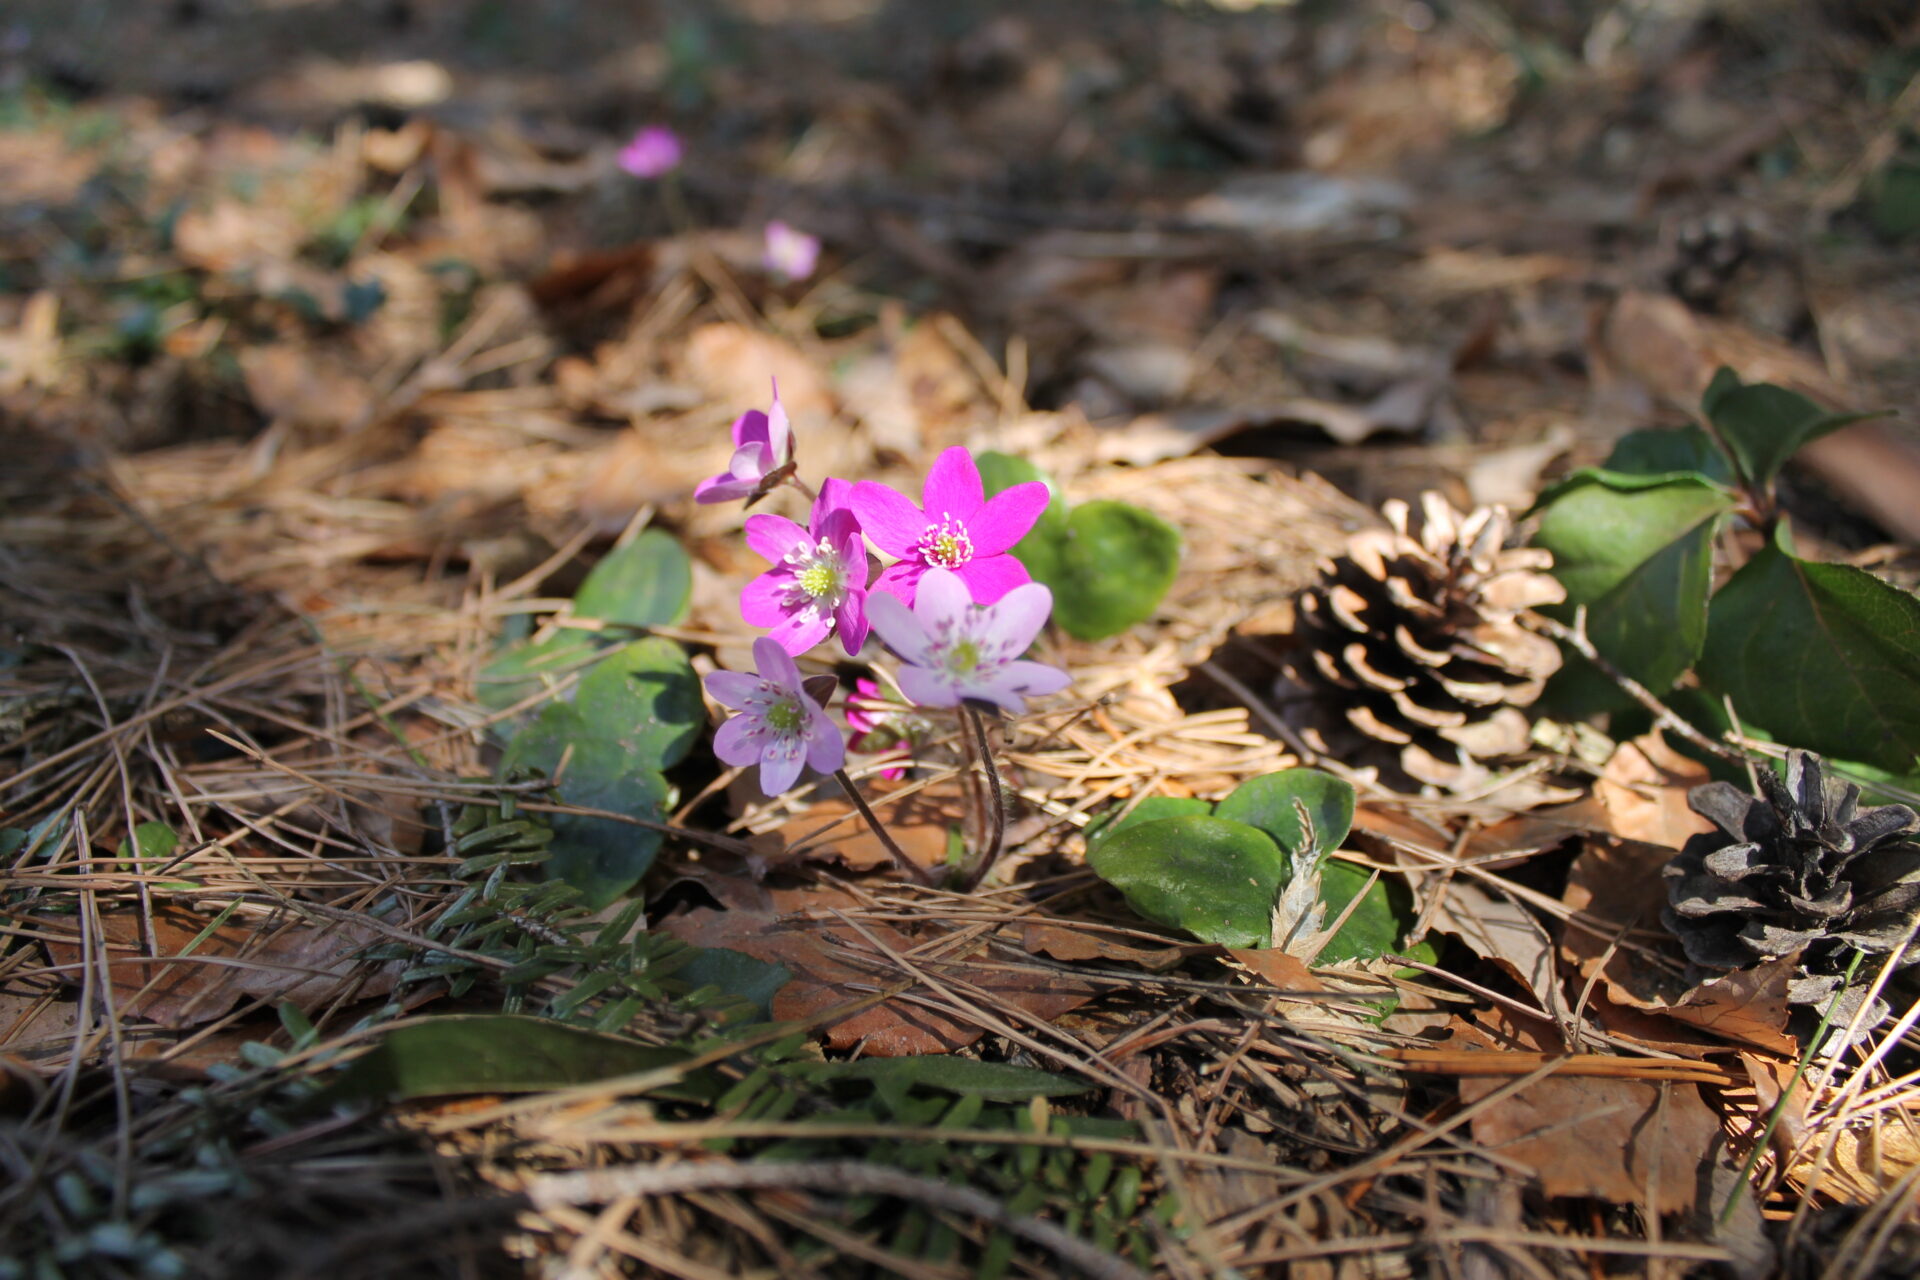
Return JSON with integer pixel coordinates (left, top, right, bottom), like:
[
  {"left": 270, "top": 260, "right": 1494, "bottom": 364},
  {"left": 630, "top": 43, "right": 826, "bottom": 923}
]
[
  {"left": 1784, "top": 1112, "right": 1920, "bottom": 1205},
  {"left": 1453, "top": 1019, "right": 1723, "bottom": 1212},
  {"left": 1427, "top": 879, "right": 1560, "bottom": 1019},
  {"left": 39, "top": 906, "right": 400, "bottom": 1030},
  {"left": 774, "top": 783, "right": 969, "bottom": 874},
  {"left": 1023, "top": 923, "right": 1197, "bottom": 971},
  {"left": 240, "top": 343, "right": 376, "bottom": 432},
  {"left": 682, "top": 323, "right": 834, "bottom": 421},
  {"left": 1554, "top": 731, "right": 1714, "bottom": 850},
  {"left": 1225, "top": 947, "right": 1325, "bottom": 992},
  {"left": 662, "top": 905, "right": 1097, "bottom": 1058},
  {"left": 0, "top": 292, "right": 63, "bottom": 395}
]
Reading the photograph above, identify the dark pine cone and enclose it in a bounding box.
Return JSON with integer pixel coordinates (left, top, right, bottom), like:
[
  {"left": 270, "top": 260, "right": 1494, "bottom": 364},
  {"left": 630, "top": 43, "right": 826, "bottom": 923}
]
[{"left": 1663, "top": 751, "right": 1920, "bottom": 1026}]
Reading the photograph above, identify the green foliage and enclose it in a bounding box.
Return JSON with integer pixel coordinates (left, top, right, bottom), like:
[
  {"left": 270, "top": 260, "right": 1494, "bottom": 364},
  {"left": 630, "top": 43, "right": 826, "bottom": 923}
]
[
  {"left": 314, "top": 1015, "right": 722, "bottom": 1106},
  {"left": 1082, "top": 795, "right": 1212, "bottom": 855},
  {"left": 801, "top": 1057, "right": 1092, "bottom": 1100},
  {"left": 1528, "top": 369, "right": 1920, "bottom": 773},
  {"left": 1086, "top": 769, "right": 1411, "bottom": 961},
  {"left": 978, "top": 452, "right": 1182, "bottom": 639},
  {"left": 1703, "top": 526, "right": 1920, "bottom": 773},
  {"left": 573, "top": 528, "right": 693, "bottom": 628},
  {"left": 116, "top": 821, "right": 178, "bottom": 865}
]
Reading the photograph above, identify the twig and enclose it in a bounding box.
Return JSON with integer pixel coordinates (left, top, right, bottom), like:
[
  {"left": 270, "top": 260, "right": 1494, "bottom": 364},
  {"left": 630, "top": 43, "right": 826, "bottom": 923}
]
[
  {"left": 963, "top": 705, "right": 1008, "bottom": 887},
  {"left": 524, "top": 1159, "right": 1149, "bottom": 1280},
  {"left": 1518, "top": 609, "right": 1752, "bottom": 765},
  {"left": 832, "top": 769, "right": 932, "bottom": 885}
]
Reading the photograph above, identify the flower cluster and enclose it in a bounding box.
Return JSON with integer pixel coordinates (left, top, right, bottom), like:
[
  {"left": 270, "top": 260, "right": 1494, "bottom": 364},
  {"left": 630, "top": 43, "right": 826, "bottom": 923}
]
[{"left": 695, "top": 385, "right": 1069, "bottom": 796}]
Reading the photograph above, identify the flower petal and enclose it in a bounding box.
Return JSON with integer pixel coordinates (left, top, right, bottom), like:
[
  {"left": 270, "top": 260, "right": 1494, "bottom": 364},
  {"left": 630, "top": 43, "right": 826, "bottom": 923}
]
[
  {"left": 745, "top": 513, "right": 810, "bottom": 564},
  {"left": 967, "top": 481, "right": 1050, "bottom": 556},
  {"left": 849, "top": 480, "right": 927, "bottom": 557},
  {"left": 765, "top": 379, "right": 792, "bottom": 461},
  {"left": 728, "top": 439, "right": 771, "bottom": 482},
  {"left": 896, "top": 663, "right": 961, "bottom": 708},
  {"left": 814, "top": 476, "right": 855, "bottom": 527},
  {"left": 864, "top": 590, "right": 933, "bottom": 666},
  {"left": 766, "top": 608, "right": 831, "bottom": 656},
  {"left": 921, "top": 447, "right": 984, "bottom": 520},
  {"left": 752, "top": 635, "right": 804, "bottom": 694},
  {"left": 1001, "top": 658, "right": 1072, "bottom": 698},
  {"left": 704, "top": 669, "right": 763, "bottom": 709},
  {"left": 758, "top": 746, "right": 805, "bottom": 797},
  {"left": 730, "top": 408, "right": 770, "bottom": 450},
  {"left": 740, "top": 571, "right": 796, "bottom": 629},
  {"left": 984, "top": 581, "right": 1054, "bottom": 655},
  {"left": 834, "top": 589, "right": 870, "bottom": 656},
  {"left": 833, "top": 524, "right": 869, "bottom": 588},
  {"left": 868, "top": 560, "right": 923, "bottom": 604},
  {"left": 713, "top": 714, "right": 763, "bottom": 768},
  {"left": 694, "top": 474, "right": 755, "bottom": 504},
  {"left": 911, "top": 566, "right": 974, "bottom": 630},
  {"left": 952, "top": 553, "right": 1030, "bottom": 605},
  {"left": 805, "top": 706, "right": 847, "bottom": 773}
]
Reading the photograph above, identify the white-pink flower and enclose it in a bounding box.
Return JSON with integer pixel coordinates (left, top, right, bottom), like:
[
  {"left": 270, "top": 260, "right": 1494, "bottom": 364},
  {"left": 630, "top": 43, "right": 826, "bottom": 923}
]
[
  {"left": 863, "top": 568, "right": 1070, "bottom": 714},
  {"left": 695, "top": 379, "right": 794, "bottom": 505},
  {"left": 618, "top": 125, "right": 682, "bottom": 179},
  {"left": 763, "top": 221, "right": 821, "bottom": 282},
  {"left": 704, "top": 637, "right": 844, "bottom": 796}
]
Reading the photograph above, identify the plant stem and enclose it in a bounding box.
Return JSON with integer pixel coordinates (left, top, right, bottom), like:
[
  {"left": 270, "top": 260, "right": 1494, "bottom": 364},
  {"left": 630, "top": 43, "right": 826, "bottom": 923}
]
[
  {"left": 833, "top": 768, "right": 931, "bottom": 885},
  {"left": 784, "top": 472, "right": 817, "bottom": 503},
  {"left": 962, "top": 705, "right": 1007, "bottom": 888}
]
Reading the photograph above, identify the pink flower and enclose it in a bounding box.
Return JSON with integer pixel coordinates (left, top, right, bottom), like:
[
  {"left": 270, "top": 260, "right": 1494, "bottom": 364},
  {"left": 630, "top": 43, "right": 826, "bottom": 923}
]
[
  {"left": 695, "top": 379, "right": 794, "bottom": 505},
  {"left": 850, "top": 447, "right": 1049, "bottom": 605},
  {"left": 864, "top": 568, "right": 1070, "bottom": 714},
  {"left": 704, "top": 636, "right": 845, "bottom": 796},
  {"left": 846, "top": 676, "right": 932, "bottom": 780},
  {"left": 618, "top": 125, "right": 682, "bottom": 178},
  {"left": 763, "top": 221, "right": 821, "bottom": 282},
  {"left": 741, "top": 477, "right": 870, "bottom": 657}
]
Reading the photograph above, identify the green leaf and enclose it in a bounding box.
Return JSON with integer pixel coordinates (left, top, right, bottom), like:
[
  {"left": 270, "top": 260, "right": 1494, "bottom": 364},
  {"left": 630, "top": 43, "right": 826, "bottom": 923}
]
[
  {"left": 575, "top": 637, "right": 702, "bottom": 771},
  {"left": 1213, "top": 769, "right": 1354, "bottom": 862},
  {"left": 1701, "top": 530, "right": 1920, "bottom": 773},
  {"left": 574, "top": 529, "right": 693, "bottom": 628},
  {"left": 976, "top": 449, "right": 1068, "bottom": 563},
  {"left": 1083, "top": 796, "right": 1213, "bottom": 856},
  {"left": 1870, "top": 159, "right": 1920, "bottom": 239},
  {"left": 807, "top": 1057, "right": 1091, "bottom": 1100},
  {"left": 314, "top": 1015, "right": 719, "bottom": 1106},
  {"left": 1314, "top": 861, "right": 1405, "bottom": 965},
  {"left": 475, "top": 629, "right": 603, "bottom": 716},
  {"left": 1535, "top": 476, "right": 1732, "bottom": 709},
  {"left": 1701, "top": 367, "right": 1883, "bottom": 492},
  {"left": 1087, "top": 815, "right": 1288, "bottom": 948},
  {"left": 115, "top": 821, "right": 178, "bottom": 865},
  {"left": 1031, "top": 501, "right": 1181, "bottom": 640},
  {"left": 1601, "top": 425, "right": 1734, "bottom": 487},
  {"left": 503, "top": 708, "right": 672, "bottom": 906},
  {"left": 677, "top": 946, "right": 790, "bottom": 1021}
]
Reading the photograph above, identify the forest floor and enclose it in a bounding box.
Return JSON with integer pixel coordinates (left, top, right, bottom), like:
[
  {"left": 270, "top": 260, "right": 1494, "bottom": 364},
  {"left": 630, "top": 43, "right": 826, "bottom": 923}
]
[{"left": 4, "top": 2, "right": 1920, "bottom": 1277}]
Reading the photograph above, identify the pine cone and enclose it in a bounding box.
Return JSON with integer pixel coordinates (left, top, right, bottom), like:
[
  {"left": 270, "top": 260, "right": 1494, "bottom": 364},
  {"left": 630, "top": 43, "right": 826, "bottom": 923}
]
[
  {"left": 1280, "top": 492, "right": 1566, "bottom": 793},
  {"left": 1663, "top": 751, "right": 1920, "bottom": 1028}
]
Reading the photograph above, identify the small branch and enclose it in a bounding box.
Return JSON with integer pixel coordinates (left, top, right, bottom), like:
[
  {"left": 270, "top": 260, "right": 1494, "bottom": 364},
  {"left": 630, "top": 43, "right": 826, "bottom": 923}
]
[
  {"left": 962, "top": 705, "right": 1007, "bottom": 888},
  {"left": 525, "top": 1159, "right": 1149, "bottom": 1280},
  {"left": 1518, "top": 609, "right": 1752, "bottom": 766},
  {"left": 833, "top": 768, "right": 932, "bottom": 886}
]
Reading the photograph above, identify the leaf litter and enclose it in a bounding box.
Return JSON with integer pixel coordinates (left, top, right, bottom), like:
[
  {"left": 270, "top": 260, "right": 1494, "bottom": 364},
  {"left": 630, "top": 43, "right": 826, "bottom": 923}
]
[{"left": 4, "top": 2, "right": 1920, "bottom": 1277}]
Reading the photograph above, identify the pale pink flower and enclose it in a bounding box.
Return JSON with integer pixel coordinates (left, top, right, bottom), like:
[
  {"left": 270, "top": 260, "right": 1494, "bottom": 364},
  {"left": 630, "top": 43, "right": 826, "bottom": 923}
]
[
  {"left": 850, "top": 447, "right": 1049, "bottom": 605},
  {"left": 704, "top": 636, "right": 845, "bottom": 796},
  {"left": 695, "top": 379, "right": 794, "bottom": 505},
  {"left": 618, "top": 125, "right": 682, "bottom": 178},
  {"left": 864, "top": 567, "right": 1070, "bottom": 713},
  {"left": 763, "top": 221, "right": 821, "bottom": 282},
  {"left": 741, "top": 478, "right": 870, "bottom": 657}
]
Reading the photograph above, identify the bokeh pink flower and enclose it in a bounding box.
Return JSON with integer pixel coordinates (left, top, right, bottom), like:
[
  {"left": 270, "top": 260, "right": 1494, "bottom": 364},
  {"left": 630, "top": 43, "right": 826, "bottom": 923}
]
[
  {"left": 763, "top": 221, "right": 821, "bottom": 282},
  {"left": 618, "top": 125, "right": 682, "bottom": 178}
]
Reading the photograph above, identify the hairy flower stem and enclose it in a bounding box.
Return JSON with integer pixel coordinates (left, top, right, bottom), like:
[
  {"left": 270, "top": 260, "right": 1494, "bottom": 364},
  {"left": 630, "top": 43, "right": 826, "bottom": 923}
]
[
  {"left": 961, "top": 705, "right": 1007, "bottom": 889},
  {"left": 784, "top": 473, "right": 818, "bottom": 503},
  {"left": 833, "top": 768, "right": 931, "bottom": 886}
]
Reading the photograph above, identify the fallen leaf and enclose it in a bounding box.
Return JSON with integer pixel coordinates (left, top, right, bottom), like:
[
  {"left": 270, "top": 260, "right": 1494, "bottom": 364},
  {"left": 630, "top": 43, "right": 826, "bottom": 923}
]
[
  {"left": 240, "top": 343, "right": 376, "bottom": 433},
  {"left": 773, "top": 782, "right": 968, "bottom": 874},
  {"left": 1427, "top": 880, "right": 1561, "bottom": 1019},
  {"left": 682, "top": 323, "right": 834, "bottom": 421},
  {"left": 39, "top": 906, "right": 401, "bottom": 1030},
  {"left": 1783, "top": 1112, "right": 1920, "bottom": 1205},
  {"left": 1022, "top": 922, "right": 1198, "bottom": 971},
  {"left": 1453, "top": 1019, "right": 1723, "bottom": 1212},
  {"left": 662, "top": 905, "right": 1097, "bottom": 1057},
  {"left": 1554, "top": 731, "right": 1714, "bottom": 850},
  {"left": 1225, "top": 947, "right": 1325, "bottom": 992}
]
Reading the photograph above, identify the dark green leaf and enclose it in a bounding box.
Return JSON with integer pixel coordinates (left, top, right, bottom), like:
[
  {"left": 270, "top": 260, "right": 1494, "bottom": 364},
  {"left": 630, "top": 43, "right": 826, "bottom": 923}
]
[
  {"left": 1701, "top": 531, "right": 1920, "bottom": 773},
  {"left": 1601, "top": 425, "right": 1734, "bottom": 486},
  {"left": 1087, "top": 815, "right": 1287, "bottom": 948},
  {"left": 1869, "top": 159, "right": 1920, "bottom": 240},
  {"left": 1535, "top": 477, "right": 1732, "bottom": 708},
  {"left": 976, "top": 449, "right": 1068, "bottom": 563},
  {"left": 1314, "top": 861, "right": 1405, "bottom": 965},
  {"left": 1701, "top": 367, "right": 1883, "bottom": 491},
  {"left": 503, "top": 710, "right": 671, "bottom": 906},
  {"left": 1213, "top": 768, "right": 1355, "bottom": 862},
  {"left": 677, "top": 946, "right": 790, "bottom": 1020},
  {"left": 1032, "top": 501, "right": 1181, "bottom": 640},
  {"left": 574, "top": 529, "right": 693, "bottom": 628},
  {"left": 1083, "top": 796, "right": 1213, "bottom": 856},
  {"left": 575, "top": 637, "right": 702, "bottom": 771},
  {"left": 807, "top": 1057, "right": 1091, "bottom": 1100},
  {"left": 475, "top": 629, "right": 602, "bottom": 716},
  {"left": 116, "top": 821, "right": 178, "bottom": 864},
  {"left": 314, "top": 1015, "right": 718, "bottom": 1106}
]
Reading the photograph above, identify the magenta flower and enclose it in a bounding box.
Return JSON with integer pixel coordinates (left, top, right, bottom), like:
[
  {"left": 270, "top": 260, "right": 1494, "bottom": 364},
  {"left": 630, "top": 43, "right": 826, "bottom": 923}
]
[
  {"left": 741, "top": 478, "right": 870, "bottom": 657},
  {"left": 864, "top": 567, "right": 1070, "bottom": 713},
  {"left": 846, "top": 676, "right": 933, "bottom": 780},
  {"left": 763, "top": 221, "right": 821, "bottom": 282},
  {"left": 705, "top": 636, "right": 845, "bottom": 796},
  {"left": 850, "top": 447, "right": 1049, "bottom": 605},
  {"left": 695, "top": 380, "right": 794, "bottom": 505},
  {"left": 618, "top": 125, "right": 682, "bottom": 178}
]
